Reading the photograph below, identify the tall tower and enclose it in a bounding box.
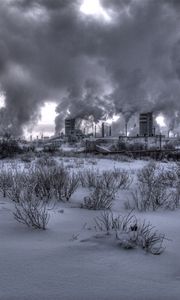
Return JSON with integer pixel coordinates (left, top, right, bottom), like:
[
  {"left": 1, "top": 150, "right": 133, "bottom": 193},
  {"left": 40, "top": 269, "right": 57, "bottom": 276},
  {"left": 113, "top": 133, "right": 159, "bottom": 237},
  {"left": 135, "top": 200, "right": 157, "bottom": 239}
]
[
  {"left": 65, "top": 118, "right": 76, "bottom": 136},
  {"left": 102, "top": 122, "right": 105, "bottom": 138},
  {"left": 139, "top": 112, "right": 153, "bottom": 136}
]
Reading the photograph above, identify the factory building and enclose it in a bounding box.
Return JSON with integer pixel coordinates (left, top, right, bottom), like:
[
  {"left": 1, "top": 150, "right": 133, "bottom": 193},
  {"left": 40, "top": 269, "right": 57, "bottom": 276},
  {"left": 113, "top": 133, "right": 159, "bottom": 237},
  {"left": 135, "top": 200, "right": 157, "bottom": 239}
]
[
  {"left": 139, "top": 112, "right": 154, "bottom": 136},
  {"left": 65, "top": 118, "right": 76, "bottom": 136},
  {"left": 65, "top": 118, "right": 84, "bottom": 141}
]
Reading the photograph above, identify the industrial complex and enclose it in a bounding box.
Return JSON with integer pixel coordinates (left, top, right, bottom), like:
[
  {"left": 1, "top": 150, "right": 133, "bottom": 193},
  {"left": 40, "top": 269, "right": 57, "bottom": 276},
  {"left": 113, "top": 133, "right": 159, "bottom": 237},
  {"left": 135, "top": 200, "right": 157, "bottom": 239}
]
[{"left": 27, "top": 112, "right": 180, "bottom": 157}]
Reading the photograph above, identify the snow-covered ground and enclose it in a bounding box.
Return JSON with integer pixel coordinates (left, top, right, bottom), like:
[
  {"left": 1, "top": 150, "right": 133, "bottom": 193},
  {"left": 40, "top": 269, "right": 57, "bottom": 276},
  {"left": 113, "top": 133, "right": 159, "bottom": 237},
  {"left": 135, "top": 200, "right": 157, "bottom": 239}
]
[{"left": 0, "top": 157, "right": 180, "bottom": 300}]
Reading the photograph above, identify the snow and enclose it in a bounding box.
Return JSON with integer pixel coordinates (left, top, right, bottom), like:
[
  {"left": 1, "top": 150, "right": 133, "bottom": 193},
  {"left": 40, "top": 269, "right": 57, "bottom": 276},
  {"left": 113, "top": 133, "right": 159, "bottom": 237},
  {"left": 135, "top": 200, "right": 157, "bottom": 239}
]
[
  {"left": 0, "top": 157, "right": 180, "bottom": 299},
  {"left": 60, "top": 143, "right": 85, "bottom": 152}
]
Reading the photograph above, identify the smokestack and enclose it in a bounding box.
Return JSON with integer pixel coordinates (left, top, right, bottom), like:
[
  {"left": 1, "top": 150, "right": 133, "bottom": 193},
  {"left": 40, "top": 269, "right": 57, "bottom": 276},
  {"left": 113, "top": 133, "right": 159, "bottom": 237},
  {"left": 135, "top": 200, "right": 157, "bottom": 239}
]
[
  {"left": 125, "top": 122, "right": 128, "bottom": 137},
  {"left": 168, "top": 129, "right": 170, "bottom": 138},
  {"left": 95, "top": 125, "right": 97, "bottom": 138},
  {"left": 153, "top": 127, "right": 156, "bottom": 136},
  {"left": 102, "top": 122, "right": 105, "bottom": 138},
  {"left": 109, "top": 126, "right": 112, "bottom": 137}
]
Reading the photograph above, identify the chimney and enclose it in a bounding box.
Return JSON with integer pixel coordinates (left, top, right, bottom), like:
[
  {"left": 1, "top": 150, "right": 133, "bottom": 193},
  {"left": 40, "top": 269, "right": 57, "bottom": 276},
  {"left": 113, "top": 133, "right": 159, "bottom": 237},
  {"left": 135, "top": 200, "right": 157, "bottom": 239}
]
[
  {"left": 153, "top": 127, "right": 156, "bottom": 136},
  {"left": 125, "top": 122, "right": 128, "bottom": 137},
  {"left": 102, "top": 122, "right": 105, "bottom": 138},
  {"left": 109, "top": 126, "right": 112, "bottom": 137}
]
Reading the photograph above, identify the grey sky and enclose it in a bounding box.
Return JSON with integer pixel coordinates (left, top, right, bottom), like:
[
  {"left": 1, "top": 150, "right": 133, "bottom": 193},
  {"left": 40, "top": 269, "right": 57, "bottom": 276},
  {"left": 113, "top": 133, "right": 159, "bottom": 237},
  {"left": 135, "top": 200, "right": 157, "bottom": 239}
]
[{"left": 0, "top": 0, "right": 180, "bottom": 136}]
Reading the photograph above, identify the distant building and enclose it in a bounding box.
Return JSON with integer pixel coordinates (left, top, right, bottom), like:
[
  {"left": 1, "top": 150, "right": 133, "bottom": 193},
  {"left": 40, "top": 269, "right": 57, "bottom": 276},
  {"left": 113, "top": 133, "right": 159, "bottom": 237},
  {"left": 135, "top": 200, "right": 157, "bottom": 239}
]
[
  {"left": 65, "top": 118, "right": 76, "bottom": 136},
  {"left": 119, "top": 135, "right": 165, "bottom": 150},
  {"left": 139, "top": 112, "right": 154, "bottom": 136},
  {"left": 65, "top": 118, "right": 84, "bottom": 142}
]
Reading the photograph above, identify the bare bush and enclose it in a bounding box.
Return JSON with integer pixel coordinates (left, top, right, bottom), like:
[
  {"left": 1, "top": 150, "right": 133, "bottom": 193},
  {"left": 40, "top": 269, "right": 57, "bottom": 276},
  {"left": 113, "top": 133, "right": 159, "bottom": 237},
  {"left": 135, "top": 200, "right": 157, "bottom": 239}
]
[
  {"left": 80, "top": 168, "right": 132, "bottom": 190},
  {"left": 158, "top": 168, "right": 178, "bottom": 188},
  {"left": 108, "top": 154, "right": 133, "bottom": 163},
  {"left": 8, "top": 172, "right": 29, "bottom": 202},
  {"left": 80, "top": 169, "right": 128, "bottom": 210},
  {"left": 0, "top": 159, "right": 79, "bottom": 204},
  {"left": 100, "top": 171, "right": 118, "bottom": 191},
  {"left": 75, "top": 159, "right": 85, "bottom": 168},
  {"left": 94, "top": 210, "right": 123, "bottom": 233},
  {"left": 46, "top": 165, "right": 79, "bottom": 202},
  {"left": 94, "top": 211, "right": 165, "bottom": 254},
  {"left": 111, "top": 168, "right": 133, "bottom": 189},
  {"left": 36, "top": 156, "right": 58, "bottom": 168},
  {"left": 137, "top": 161, "right": 157, "bottom": 186},
  {"left": 130, "top": 183, "right": 175, "bottom": 211},
  {"left": 86, "top": 158, "right": 97, "bottom": 165},
  {"left": 135, "top": 220, "right": 165, "bottom": 255},
  {"left": 62, "top": 172, "right": 79, "bottom": 201},
  {"left": 126, "top": 162, "right": 179, "bottom": 211},
  {"left": 0, "top": 167, "right": 13, "bottom": 197},
  {"left": 39, "top": 165, "right": 79, "bottom": 201},
  {"left": 30, "top": 166, "right": 54, "bottom": 201},
  {"left": 21, "top": 152, "right": 35, "bottom": 163},
  {"left": 13, "top": 190, "right": 50, "bottom": 230},
  {"left": 82, "top": 184, "right": 115, "bottom": 210},
  {"left": 79, "top": 169, "right": 99, "bottom": 188}
]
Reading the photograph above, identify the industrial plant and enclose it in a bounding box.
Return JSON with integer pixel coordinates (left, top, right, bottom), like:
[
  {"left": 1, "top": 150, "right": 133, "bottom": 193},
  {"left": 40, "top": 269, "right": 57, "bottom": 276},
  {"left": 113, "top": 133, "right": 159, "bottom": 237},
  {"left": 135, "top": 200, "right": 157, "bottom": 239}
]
[{"left": 25, "top": 111, "right": 180, "bottom": 160}]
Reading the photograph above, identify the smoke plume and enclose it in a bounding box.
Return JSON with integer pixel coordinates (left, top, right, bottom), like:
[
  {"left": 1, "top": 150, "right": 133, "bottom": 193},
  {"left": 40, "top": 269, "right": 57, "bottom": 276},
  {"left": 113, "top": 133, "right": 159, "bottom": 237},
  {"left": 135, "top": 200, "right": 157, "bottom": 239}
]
[{"left": 0, "top": 0, "right": 180, "bottom": 136}]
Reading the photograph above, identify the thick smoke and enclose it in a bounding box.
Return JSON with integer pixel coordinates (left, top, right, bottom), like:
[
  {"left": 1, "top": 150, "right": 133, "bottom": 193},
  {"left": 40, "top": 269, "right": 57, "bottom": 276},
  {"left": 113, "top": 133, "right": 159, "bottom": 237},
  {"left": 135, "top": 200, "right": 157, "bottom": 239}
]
[{"left": 0, "top": 0, "right": 180, "bottom": 136}]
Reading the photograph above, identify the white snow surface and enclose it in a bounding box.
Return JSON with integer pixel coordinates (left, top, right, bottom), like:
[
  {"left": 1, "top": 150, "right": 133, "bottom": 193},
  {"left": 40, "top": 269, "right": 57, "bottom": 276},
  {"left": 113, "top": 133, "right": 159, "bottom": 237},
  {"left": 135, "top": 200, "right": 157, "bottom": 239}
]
[{"left": 0, "top": 157, "right": 180, "bottom": 300}]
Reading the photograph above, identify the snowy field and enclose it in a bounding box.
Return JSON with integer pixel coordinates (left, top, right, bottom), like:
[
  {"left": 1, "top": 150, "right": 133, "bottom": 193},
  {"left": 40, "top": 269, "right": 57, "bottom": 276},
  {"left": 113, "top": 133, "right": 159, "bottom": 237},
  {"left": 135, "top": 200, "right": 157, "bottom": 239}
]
[{"left": 0, "top": 156, "right": 180, "bottom": 300}]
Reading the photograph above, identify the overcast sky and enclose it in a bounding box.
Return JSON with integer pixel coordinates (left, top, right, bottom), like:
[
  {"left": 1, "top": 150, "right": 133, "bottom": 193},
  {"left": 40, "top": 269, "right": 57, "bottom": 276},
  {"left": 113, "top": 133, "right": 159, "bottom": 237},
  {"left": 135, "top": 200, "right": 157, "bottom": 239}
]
[{"left": 0, "top": 0, "right": 180, "bottom": 137}]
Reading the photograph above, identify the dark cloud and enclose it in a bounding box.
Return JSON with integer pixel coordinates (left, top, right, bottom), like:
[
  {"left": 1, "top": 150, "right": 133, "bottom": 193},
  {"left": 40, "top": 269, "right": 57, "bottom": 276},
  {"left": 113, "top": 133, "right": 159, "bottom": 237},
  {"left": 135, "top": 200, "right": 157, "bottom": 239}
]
[{"left": 0, "top": 0, "right": 180, "bottom": 136}]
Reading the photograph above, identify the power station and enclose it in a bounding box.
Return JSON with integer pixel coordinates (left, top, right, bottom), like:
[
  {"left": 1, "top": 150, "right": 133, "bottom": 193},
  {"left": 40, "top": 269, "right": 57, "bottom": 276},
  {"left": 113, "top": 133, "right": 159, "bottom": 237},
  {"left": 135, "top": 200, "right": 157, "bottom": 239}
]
[
  {"left": 32, "top": 111, "right": 180, "bottom": 154},
  {"left": 65, "top": 113, "right": 155, "bottom": 139},
  {"left": 139, "top": 112, "right": 154, "bottom": 136},
  {"left": 65, "top": 118, "right": 76, "bottom": 136},
  {"left": 65, "top": 118, "right": 84, "bottom": 141}
]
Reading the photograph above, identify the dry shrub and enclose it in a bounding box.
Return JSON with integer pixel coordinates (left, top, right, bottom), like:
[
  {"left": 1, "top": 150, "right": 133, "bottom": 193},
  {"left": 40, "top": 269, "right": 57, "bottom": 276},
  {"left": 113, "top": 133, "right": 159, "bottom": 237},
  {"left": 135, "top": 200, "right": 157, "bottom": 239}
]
[
  {"left": 52, "top": 167, "right": 69, "bottom": 201},
  {"left": 13, "top": 189, "right": 50, "bottom": 230},
  {"left": 31, "top": 166, "right": 55, "bottom": 200},
  {"left": 0, "top": 159, "right": 79, "bottom": 204},
  {"left": 94, "top": 210, "right": 122, "bottom": 232},
  {"left": 79, "top": 169, "right": 99, "bottom": 188},
  {"left": 36, "top": 156, "right": 58, "bottom": 168},
  {"left": 75, "top": 159, "right": 85, "bottom": 168},
  {"left": 108, "top": 154, "right": 133, "bottom": 163},
  {"left": 158, "top": 168, "right": 178, "bottom": 188},
  {"left": 129, "top": 184, "right": 175, "bottom": 211},
  {"left": 86, "top": 158, "right": 97, "bottom": 165},
  {"left": 126, "top": 162, "right": 180, "bottom": 211},
  {"left": 81, "top": 168, "right": 132, "bottom": 210},
  {"left": 21, "top": 152, "right": 35, "bottom": 163},
  {"left": 108, "top": 168, "right": 132, "bottom": 189},
  {"left": 8, "top": 172, "right": 29, "bottom": 202},
  {"left": 62, "top": 172, "right": 79, "bottom": 201},
  {"left": 82, "top": 183, "right": 116, "bottom": 210},
  {"left": 80, "top": 168, "right": 132, "bottom": 190},
  {"left": 94, "top": 211, "right": 165, "bottom": 255},
  {"left": 28, "top": 164, "right": 79, "bottom": 202},
  {"left": 7, "top": 162, "right": 79, "bottom": 203},
  {"left": 0, "top": 167, "right": 13, "bottom": 197}
]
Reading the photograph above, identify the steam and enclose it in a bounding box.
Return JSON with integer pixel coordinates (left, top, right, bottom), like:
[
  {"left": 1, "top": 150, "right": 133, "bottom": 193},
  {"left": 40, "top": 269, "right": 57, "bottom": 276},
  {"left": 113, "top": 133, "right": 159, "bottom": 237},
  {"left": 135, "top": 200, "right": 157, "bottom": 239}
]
[{"left": 0, "top": 0, "right": 180, "bottom": 136}]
